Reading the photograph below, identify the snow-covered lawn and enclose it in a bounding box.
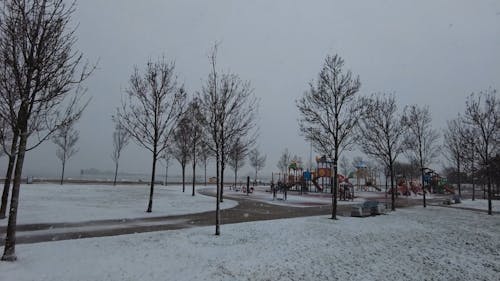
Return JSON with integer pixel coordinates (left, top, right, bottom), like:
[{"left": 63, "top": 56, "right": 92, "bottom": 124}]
[
  {"left": 1, "top": 206, "right": 498, "bottom": 281},
  {"left": 0, "top": 184, "right": 237, "bottom": 226},
  {"left": 452, "top": 199, "right": 498, "bottom": 212}
]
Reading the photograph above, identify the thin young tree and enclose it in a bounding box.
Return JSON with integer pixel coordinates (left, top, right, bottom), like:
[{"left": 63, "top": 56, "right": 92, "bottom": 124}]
[
  {"left": 249, "top": 148, "right": 266, "bottom": 185},
  {"left": 171, "top": 116, "right": 191, "bottom": 193},
  {"left": 111, "top": 121, "right": 130, "bottom": 186},
  {"left": 277, "top": 148, "right": 291, "bottom": 181},
  {"left": 115, "top": 57, "right": 186, "bottom": 213},
  {"left": 297, "top": 54, "right": 362, "bottom": 219},
  {"left": 228, "top": 137, "right": 248, "bottom": 189},
  {"left": 402, "top": 104, "right": 440, "bottom": 207},
  {"left": 0, "top": 0, "right": 93, "bottom": 261},
  {"left": 358, "top": 94, "right": 406, "bottom": 211},
  {"left": 199, "top": 43, "right": 258, "bottom": 235},
  {"left": 52, "top": 122, "right": 79, "bottom": 185},
  {"left": 161, "top": 150, "right": 171, "bottom": 186},
  {"left": 444, "top": 118, "right": 467, "bottom": 195},
  {"left": 185, "top": 98, "right": 204, "bottom": 196},
  {"left": 198, "top": 141, "right": 212, "bottom": 186},
  {"left": 463, "top": 89, "right": 499, "bottom": 215}
]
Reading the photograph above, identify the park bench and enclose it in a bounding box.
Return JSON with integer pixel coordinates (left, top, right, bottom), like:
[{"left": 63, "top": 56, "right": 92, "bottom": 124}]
[{"left": 351, "top": 200, "right": 386, "bottom": 217}]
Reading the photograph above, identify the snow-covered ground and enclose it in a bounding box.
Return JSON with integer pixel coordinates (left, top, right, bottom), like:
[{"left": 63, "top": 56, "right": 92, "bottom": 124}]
[
  {"left": 0, "top": 184, "right": 237, "bottom": 226},
  {"left": 1, "top": 206, "right": 498, "bottom": 281},
  {"left": 451, "top": 199, "right": 498, "bottom": 212}
]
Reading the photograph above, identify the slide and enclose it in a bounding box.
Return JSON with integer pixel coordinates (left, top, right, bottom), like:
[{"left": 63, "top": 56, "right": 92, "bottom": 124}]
[
  {"left": 312, "top": 178, "right": 323, "bottom": 191},
  {"left": 443, "top": 185, "right": 455, "bottom": 194},
  {"left": 371, "top": 185, "right": 382, "bottom": 192}
]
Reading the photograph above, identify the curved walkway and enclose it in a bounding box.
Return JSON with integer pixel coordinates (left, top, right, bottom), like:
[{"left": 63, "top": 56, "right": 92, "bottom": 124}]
[{"left": 0, "top": 190, "right": 422, "bottom": 245}]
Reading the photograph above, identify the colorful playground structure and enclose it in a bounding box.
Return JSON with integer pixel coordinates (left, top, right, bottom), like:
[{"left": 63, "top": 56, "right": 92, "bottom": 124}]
[
  {"left": 392, "top": 171, "right": 455, "bottom": 196},
  {"left": 272, "top": 155, "right": 354, "bottom": 200}
]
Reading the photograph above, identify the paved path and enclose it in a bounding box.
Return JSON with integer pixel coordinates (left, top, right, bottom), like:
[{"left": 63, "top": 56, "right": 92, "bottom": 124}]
[{"left": 0, "top": 190, "right": 425, "bottom": 245}]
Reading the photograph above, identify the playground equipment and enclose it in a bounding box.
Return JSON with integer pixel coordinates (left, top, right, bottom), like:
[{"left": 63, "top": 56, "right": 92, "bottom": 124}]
[{"left": 311, "top": 155, "right": 354, "bottom": 199}]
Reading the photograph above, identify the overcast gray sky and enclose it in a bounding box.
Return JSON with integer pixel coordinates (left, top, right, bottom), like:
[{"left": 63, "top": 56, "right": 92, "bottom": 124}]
[{"left": 7, "top": 0, "right": 500, "bottom": 179}]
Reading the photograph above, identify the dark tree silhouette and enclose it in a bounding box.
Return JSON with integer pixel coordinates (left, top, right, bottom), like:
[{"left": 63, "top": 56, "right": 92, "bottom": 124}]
[
  {"left": 115, "top": 57, "right": 186, "bottom": 213},
  {"left": 228, "top": 137, "right": 248, "bottom": 189},
  {"left": 171, "top": 115, "right": 191, "bottom": 193},
  {"left": 111, "top": 120, "right": 130, "bottom": 186},
  {"left": 0, "top": 0, "right": 93, "bottom": 261},
  {"left": 249, "top": 147, "right": 266, "bottom": 184},
  {"left": 443, "top": 118, "right": 466, "bottom": 197},
  {"left": 199, "top": 43, "right": 258, "bottom": 235},
  {"left": 463, "top": 89, "right": 499, "bottom": 215},
  {"left": 358, "top": 94, "right": 405, "bottom": 211},
  {"left": 52, "top": 122, "right": 80, "bottom": 185},
  {"left": 402, "top": 105, "right": 440, "bottom": 207},
  {"left": 186, "top": 98, "right": 205, "bottom": 196},
  {"left": 297, "top": 54, "right": 361, "bottom": 219}
]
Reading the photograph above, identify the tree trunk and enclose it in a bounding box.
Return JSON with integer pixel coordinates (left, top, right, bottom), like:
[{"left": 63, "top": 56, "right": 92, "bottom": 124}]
[
  {"left": 472, "top": 167, "right": 475, "bottom": 201},
  {"left": 487, "top": 161, "right": 492, "bottom": 215},
  {"left": 2, "top": 133, "right": 28, "bottom": 261},
  {"left": 192, "top": 160, "right": 196, "bottom": 196},
  {"left": 146, "top": 151, "right": 157, "bottom": 213},
  {"left": 331, "top": 158, "right": 339, "bottom": 220},
  {"left": 457, "top": 158, "right": 461, "bottom": 197},
  {"left": 215, "top": 152, "right": 220, "bottom": 236},
  {"left": 182, "top": 163, "right": 186, "bottom": 192},
  {"left": 421, "top": 159, "right": 426, "bottom": 208},
  {"left": 164, "top": 161, "right": 168, "bottom": 186},
  {"left": 0, "top": 134, "right": 18, "bottom": 219},
  {"left": 390, "top": 162, "right": 396, "bottom": 211},
  {"left": 60, "top": 158, "right": 66, "bottom": 185},
  {"left": 204, "top": 160, "right": 207, "bottom": 186},
  {"left": 220, "top": 159, "right": 225, "bottom": 203},
  {"left": 113, "top": 161, "right": 119, "bottom": 186}
]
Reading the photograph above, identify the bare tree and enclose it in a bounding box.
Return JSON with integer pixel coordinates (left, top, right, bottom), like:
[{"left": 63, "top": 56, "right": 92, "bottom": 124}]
[
  {"left": 228, "top": 137, "right": 248, "bottom": 188},
  {"left": 297, "top": 54, "right": 362, "bottom": 219},
  {"left": 185, "top": 98, "right": 204, "bottom": 196},
  {"left": 199, "top": 43, "right": 258, "bottom": 235},
  {"left": 0, "top": 0, "right": 93, "bottom": 261},
  {"left": 402, "top": 104, "right": 440, "bottom": 207},
  {"left": 249, "top": 147, "right": 266, "bottom": 184},
  {"left": 277, "top": 148, "right": 291, "bottom": 181},
  {"left": 115, "top": 57, "right": 186, "bottom": 213},
  {"left": 52, "top": 122, "right": 79, "bottom": 185},
  {"left": 358, "top": 94, "right": 406, "bottom": 211},
  {"left": 198, "top": 141, "right": 212, "bottom": 186},
  {"left": 463, "top": 89, "right": 499, "bottom": 215},
  {"left": 160, "top": 150, "right": 171, "bottom": 186},
  {"left": 111, "top": 120, "right": 130, "bottom": 186},
  {"left": 171, "top": 116, "right": 191, "bottom": 193},
  {"left": 443, "top": 118, "right": 466, "bottom": 197}
]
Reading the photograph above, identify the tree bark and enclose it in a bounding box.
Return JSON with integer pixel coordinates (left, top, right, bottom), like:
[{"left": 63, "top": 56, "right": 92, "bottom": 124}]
[
  {"left": 0, "top": 134, "right": 19, "bottom": 219},
  {"left": 60, "top": 158, "right": 66, "bottom": 185},
  {"left": 146, "top": 150, "right": 157, "bottom": 213},
  {"left": 390, "top": 162, "right": 396, "bottom": 211},
  {"left": 331, "top": 158, "right": 339, "bottom": 220},
  {"left": 182, "top": 163, "right": 186, "bottom": 192},
  {"left": 220, "top": 159, "right": 225, "bottom": 203},
  {"left": 164, "top": 161, "right": 168, "bottom": 186},
  {"left": 192, "top": 159, "right": 196, "bottom": 196},
  {"left": 113, "top": 161, "right": 119, "bottom": 186},
  {"left": 2, "top": 132, "right": 28, "bottom": 261},
  {"left": 215, "top": 152, "right": 220, "bottom": 235}
]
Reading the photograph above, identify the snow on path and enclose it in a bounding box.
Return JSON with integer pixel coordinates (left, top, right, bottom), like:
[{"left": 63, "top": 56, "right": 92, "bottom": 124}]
[
  {"left": 0, "top": 184, "right": 237, "bottom": 226},
  {"left": 1, "top": 206, "right": 498, "bottom": 281}
]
